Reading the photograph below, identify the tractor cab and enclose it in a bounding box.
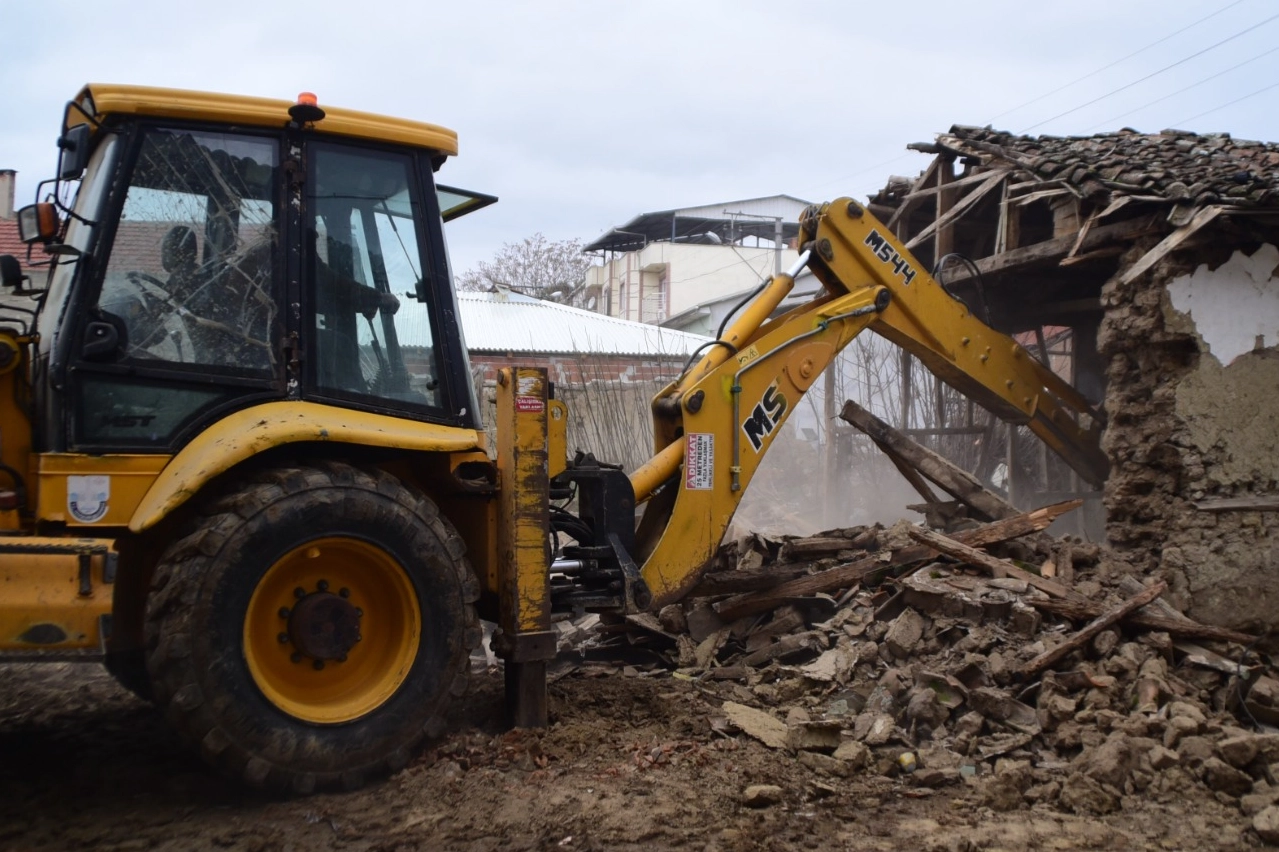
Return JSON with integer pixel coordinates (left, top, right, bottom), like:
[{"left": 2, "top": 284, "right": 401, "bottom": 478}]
[{"left": 6, "top": 85, "right": 495, "bottom": 456}]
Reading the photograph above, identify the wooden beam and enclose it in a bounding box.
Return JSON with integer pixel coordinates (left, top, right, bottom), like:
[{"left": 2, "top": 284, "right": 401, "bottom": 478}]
[
  {"left": 890, "top": 167, "right": 1008, "bottom": 202},
  {"left": 1193, "top": 495, "right": 1279, "bottom": 512},
  {"left": 712, "top": 499, "right": 1081, "bottom": 621},
  {"left": 1019, "top": 582, "right": 1168, "bottom": 678},
  {"left": 906, "top": 526, "right": 1073, "bottom": 599},
  {"left": 905, "top": 171, "right": 1007, "bottom": 251},
  {"left": 938, "top": 214, "right": 1165, "bottom": 285},
  {"left": 1118, "top": 205, "right": 1223, "bottom": 286},
  {"left": 1029, "top": 595, "right": 1260, "bottom": 645},
  {"left": 841, "top": 400, "right": 1018, "bottom": 522}
]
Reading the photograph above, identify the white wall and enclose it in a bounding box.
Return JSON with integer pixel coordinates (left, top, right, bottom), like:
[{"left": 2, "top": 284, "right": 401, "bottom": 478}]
[{"left": 587, "top": 243, "right": 799, "bottom": 324}]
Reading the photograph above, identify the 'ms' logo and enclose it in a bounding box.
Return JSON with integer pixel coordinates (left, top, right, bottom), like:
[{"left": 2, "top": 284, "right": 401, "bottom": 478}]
[{"left": 742, "top": 383, "right": 788, "bottom": 452}]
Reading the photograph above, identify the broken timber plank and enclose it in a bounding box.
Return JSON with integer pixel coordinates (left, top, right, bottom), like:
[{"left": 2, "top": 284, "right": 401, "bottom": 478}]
[
  {"left": 841, "top": 400, "right": 1018, "bottom": 522},
  {"left": 906, "top": 526, "right": 1073, "bottom": 599},
  {"left": 713, "top": 499, "right": 1081, "bottom": 621},
  {"left": 936, "top": 214, "right": 1164, "bottom": 285},
  {"left": 1193, "top": 495, "right": 1279, "bottom": 512},
  {"left": 1028, "top": 596, "right": 1259, "bottom": 646},
  {"left": 904, "top": 171, "right": 1006, "bottom": 251},
  {"left": 1019, "top": 581, "right": 1167, "bottom": 678}
]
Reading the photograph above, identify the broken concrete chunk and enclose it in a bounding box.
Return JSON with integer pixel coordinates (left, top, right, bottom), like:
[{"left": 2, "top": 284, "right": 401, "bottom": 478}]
[
  {"left": 953, "top": 711, "right": 985, "bottom": 738},
  {"left": 884, "top": 608, "right": 926, "bottom": 658},
  {"left": 1201, "top": 757, "right": 1253, "bottom": 797},
  {"left": 1176, "top": 735, "right": 1216, "bottom": 767},
  {"left": 905, "top": 687, "right": 950, "bottom": 730},
  {"left": 796, "top": 750, "right": 852, "bottom": 777},
  {"left": 912, "top": 767, "right": 960, "bottom": 788},
  {"left": 1217, "top": 734, "right": 1260, "bottom": 769},
  {"left": 1058, "top": 772, "right": 1121, "bottom": 815},
  {"left": 977, "top": 732, "right": 1034, "bottom": 760},
  {"left": 1255, "top": 806, "right": 1279, "bottom": 845},
  {"left": 787, "top": 720, "right": 842, "bottom": 753},
  {"left": 685, "top": 604, "right": 726, "bottom": 643},
  {"left": 1147, "top": 745, "right": 1180, "bottom": 770},
  {"left": 852, "top": 712, "right": 896, "bottom": 745},
  {"left": 1241, "top": 789, "right": 1279, "bottom": 817},
  {"left": 968, "top": 687, "right": 1041, "bottom": 736},
  {"left": 742, "top": 785, "right": 784, "bottom": 808},
  {"left": 797, "top": 646, "right": 856, "bottom": 684},
  {"left": 722, "top": 701, "right": 788, "bottom": 750},
  {"left": 657, "top": 604, "right": 688, "bottom": 635},
  {"left": 833, "top": 739, "right": 871, "bottom": 768}
]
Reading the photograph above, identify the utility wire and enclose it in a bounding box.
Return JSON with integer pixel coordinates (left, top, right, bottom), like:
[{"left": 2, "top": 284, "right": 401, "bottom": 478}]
[
  {"left": 1020, "top": 11, "right": 1279, "bottom": 133},
  {"left": 802, "top": 152, "right": 917, "bottom": 198},
  {"left": 989, "top": 0, "right": 1249, "bottom": 124},
  {"left": 1087, "top": 44, "right": 1279, "bottom": 131},
  {"left": 1174, "top": 79, "right": 1279, "bottom": 125}
]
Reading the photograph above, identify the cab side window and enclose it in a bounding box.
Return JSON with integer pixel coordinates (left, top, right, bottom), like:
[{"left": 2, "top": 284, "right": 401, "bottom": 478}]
[{"left": 307, "top": 144, "right": 441, "bottom": 408}]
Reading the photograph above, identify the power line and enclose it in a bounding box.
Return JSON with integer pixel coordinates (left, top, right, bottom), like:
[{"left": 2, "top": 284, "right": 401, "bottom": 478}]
[
  {"left": 1087, "top": 44, "right": 1279, "bottom": 131},
  {"left": 801, "top": 152, "right": 917, "bottom": 198},
  {"left": 1173, "top": 79, "right": 1279, "bottom": 126},
  {"left": 988, "top": 0, "right": 1249, "bottom": 124},
  {"left": 1020, "top": 11, "right": 1279, "bottom": 133}
]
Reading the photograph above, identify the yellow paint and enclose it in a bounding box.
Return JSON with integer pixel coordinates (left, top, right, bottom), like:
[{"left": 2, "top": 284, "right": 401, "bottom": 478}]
[
  {"left": 76, "top": 84, "right": 458, "bottom": 156},
  {"left": 130, "top": 401, "right": 483, "bottom": 532},
  {"left": 547, "top": 399, "right": 568, "bottom": 480},
  {"left": 495, "top": 368, "right": 550, "bottom": 636},
  {"left": 0, "top": 539, "right": 115, "bottom": 651},
  {"left": 635, "top": 199, "right": 1106, "bottom": 605},
  {"left": 243, "top": 537, "right": 420, "bottom": 724},
  {"left": 38, "top": 454, "right": 170, "bottom": 527}
]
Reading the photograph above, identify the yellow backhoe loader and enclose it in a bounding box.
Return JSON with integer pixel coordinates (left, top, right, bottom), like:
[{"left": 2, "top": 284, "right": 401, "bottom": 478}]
[{"left": 0, "top": 85, "right": 1105, "bottom": 794}]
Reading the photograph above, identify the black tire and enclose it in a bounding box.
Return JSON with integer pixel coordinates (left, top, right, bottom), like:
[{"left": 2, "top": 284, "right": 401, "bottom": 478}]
[{"left": 143, "top": 461, "right": 480, "bottom": 794}]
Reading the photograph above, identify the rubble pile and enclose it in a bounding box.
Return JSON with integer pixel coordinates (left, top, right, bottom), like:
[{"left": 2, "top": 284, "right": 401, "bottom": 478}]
[{"left": 586, "top": 502, "right": 1279, "bottom": 835}]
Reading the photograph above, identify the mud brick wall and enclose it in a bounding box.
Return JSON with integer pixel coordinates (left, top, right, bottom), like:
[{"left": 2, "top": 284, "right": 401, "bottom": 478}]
[{"left": 1099, "top": 242, "right": 1279, "bottom": 632}]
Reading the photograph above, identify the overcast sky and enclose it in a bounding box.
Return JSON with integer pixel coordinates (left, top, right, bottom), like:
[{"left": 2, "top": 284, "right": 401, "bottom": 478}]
[{"left": 4, "top": 0, "right": 1278, "bottom": 274}]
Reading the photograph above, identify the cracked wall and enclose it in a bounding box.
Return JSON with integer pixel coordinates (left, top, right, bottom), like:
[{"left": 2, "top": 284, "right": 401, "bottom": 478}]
[{"left": 1100, "top": 243, "right": 1279, "bottom": 631}]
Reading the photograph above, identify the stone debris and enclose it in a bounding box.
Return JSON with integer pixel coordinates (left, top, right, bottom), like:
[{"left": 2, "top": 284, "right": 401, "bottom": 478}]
[{"left": 575, "top": 500, "right": 1279, "bottom": 840}]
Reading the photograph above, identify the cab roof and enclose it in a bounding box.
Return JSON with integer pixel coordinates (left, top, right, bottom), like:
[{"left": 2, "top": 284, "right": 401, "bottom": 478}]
[{"left": 74, "top": 84, "right": 459, "bottom": 157}]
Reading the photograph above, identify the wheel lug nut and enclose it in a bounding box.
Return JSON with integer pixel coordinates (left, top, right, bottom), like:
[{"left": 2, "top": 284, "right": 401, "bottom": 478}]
[
  {"left": 293, "top": 587, "right": 306, "bottom": 599},
  {"left": 337, "top": 653, "right": 348, "bottom": 663},
  {"left": 291, "top": 652, "right": 304, "bottom": 663},
  {"left": 355, "top": 608, "right": 363, "bottom": 618},
  {"left": 278, "top": 632, "right": 290, "bottom": 644},
  {"left": 278, "top": 607, "right": 291, "bottom": 619},
  {"left": 339, "top": 587, "right": 350, "bottom": 598},
  {"left": 313, "top": 660, "right": 325, "bottom": 671},
  {"left": 316, "top": 580, "right": 329, "bottom": 592}
]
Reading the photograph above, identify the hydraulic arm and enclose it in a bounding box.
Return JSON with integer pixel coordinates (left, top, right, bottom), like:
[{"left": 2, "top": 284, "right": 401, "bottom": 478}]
[{"left": 629, "top": 198, "right": 1106, "bottom": 606}]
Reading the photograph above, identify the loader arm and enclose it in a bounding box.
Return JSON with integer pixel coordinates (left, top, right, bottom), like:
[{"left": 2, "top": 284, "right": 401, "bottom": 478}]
[{"left": 631, "top": 198, "right": 1106, "bottom": 607}]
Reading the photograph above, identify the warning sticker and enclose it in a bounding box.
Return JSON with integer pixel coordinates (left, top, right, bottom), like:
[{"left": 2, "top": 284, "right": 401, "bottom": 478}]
[
  {"left": 68, "top": 475, "right": 110, "bottom": 523},
  {"left": 516, "top": 374, "right": 545, "bottom": 412},
  {"left": 684, "top": 433, "right": 714, "bottom": 490}
]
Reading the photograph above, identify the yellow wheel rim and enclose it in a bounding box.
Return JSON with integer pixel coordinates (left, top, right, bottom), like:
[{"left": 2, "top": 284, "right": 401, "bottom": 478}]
[{"left": 243, "top": 537, "right": 421, "bottom": 724}]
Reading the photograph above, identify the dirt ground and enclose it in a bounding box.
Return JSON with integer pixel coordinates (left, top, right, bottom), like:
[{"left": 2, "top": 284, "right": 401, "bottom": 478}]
[{"left": 0, "top": 658, "right": 1261, "bottom": 852}]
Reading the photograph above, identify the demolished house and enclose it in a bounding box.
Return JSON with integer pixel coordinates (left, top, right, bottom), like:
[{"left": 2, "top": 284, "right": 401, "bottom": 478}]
[{"left": 864, "top": 125, "right": 1279, "bottom": 633}]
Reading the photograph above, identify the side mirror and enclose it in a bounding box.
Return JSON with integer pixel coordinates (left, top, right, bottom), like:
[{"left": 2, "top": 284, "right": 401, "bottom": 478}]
[
  {"left": 16, "top": 203, "right": 59, "bottom": 244},
  {"left": 58, "top": 123, "right": 92, "bottom": 181},
  {"left": 0, "top": 256, "right": 24, "bottom": 291}
]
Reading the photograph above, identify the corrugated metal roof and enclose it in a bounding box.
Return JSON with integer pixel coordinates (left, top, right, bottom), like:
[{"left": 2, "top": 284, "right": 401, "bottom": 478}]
[{"left": 458, "top": 290, "right": 710, "bottom": 357}]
